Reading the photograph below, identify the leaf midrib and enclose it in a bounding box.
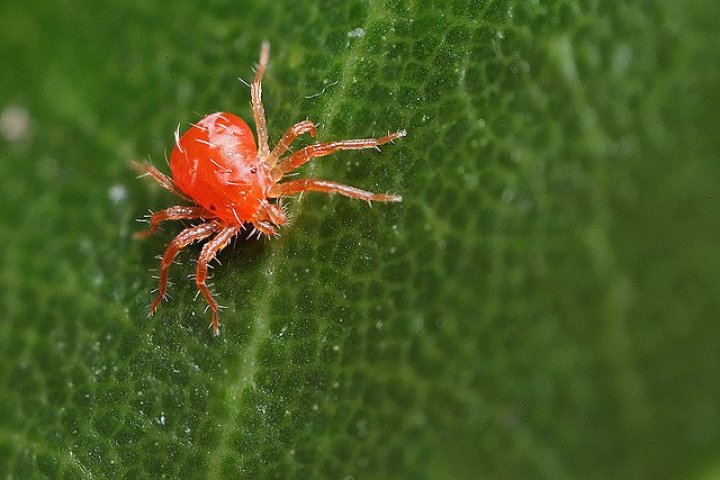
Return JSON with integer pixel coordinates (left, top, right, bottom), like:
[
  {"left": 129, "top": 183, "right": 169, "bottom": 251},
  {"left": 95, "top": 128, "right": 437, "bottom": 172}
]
[{"left": 205, "top": 1, "right": 387, "bottom": 474}]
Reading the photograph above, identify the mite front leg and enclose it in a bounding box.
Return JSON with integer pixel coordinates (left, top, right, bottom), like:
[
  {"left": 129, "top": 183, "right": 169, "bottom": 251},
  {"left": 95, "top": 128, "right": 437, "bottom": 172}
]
[
  {"left": 195, "top": 226, "right": 240, "bottom": 336},
  {"left": 132, "top": 161, "right": 191, "bottom": 200},
  {"left": 135, "top": 205, "right": 212, "bottom": 239},
  {"left": 252, "top": 41, "right": 271, "bottom": 160},
  {"left": 148, "top": 222, "right": 219, "bottom": 317},
  {"left": 265, "top": 120, "right": 317, "bottom": 168},
  {"left": 272, "top": 130, "right": 406, "bottom": 178},
  {"left": 269, "top": 179, "right": 402, "bottom": 203}
]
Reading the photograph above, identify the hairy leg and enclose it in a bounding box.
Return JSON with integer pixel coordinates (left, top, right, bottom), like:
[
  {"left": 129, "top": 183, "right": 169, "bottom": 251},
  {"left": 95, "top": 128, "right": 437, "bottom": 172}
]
[
  {"left": 195, "top": 226, "right": 240, "bottom": 335},
  {"left": 269, "top": 179, "right": 402, "bottom": 203},
  {"left": 136, "top": 206, "right": 212, "bottom": 238},
  {"left": 252, "top": 41, "right": 271, "bottom": 160},
  {"left": 148, "top": 222, "right": 219, "bottom": 317},
  {"left": 272, "top": 130, "right": 406, "bottom": 178},
  {"left": 265, "top": 120, "right": 316, "bottom": 168},
  {"left": 132, "top": 161, "right": 190, "bottom": 200}
]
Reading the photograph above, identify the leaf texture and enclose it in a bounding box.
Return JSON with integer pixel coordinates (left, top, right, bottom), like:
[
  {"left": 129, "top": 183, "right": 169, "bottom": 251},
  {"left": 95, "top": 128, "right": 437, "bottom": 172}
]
[{"left": 1, "top": 0, "right": 719, "bottom": 478}]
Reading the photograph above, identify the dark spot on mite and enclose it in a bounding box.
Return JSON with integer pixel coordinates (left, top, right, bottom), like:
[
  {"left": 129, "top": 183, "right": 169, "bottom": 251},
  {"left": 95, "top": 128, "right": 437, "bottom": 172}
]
[
  {"left": 209, "top": 205, "right": 216, "bottom": 211},
  {"left": 250, "top": 165, "right": 258, "bottom": 174}
]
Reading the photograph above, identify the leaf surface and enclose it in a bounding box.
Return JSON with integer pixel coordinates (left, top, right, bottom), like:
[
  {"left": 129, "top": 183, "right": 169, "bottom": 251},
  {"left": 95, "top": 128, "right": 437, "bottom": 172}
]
[{"left": 1, "top": 0, "right": 719, "bottom": 478}]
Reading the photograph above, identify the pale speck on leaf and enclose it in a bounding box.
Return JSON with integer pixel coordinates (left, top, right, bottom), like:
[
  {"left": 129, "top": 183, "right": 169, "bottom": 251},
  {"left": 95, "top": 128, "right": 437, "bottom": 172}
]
[
  {"left": 0, "top": 105, "right": 31, "bottom": 143},
  {"left": 347, "top": 28, "right": 366, "bottom": 38}
]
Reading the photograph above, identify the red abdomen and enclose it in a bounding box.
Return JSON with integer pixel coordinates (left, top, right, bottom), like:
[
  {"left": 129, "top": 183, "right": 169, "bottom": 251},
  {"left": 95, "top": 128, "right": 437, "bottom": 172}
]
[{"left": 170, "top": 112, "right": 271, "bottom": 224}]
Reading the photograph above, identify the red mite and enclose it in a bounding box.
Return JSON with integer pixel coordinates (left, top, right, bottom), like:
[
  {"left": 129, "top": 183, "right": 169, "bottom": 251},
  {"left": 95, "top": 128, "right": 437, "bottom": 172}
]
[{"left": 135, "top": 42, "right": 405, "bottom": 335}]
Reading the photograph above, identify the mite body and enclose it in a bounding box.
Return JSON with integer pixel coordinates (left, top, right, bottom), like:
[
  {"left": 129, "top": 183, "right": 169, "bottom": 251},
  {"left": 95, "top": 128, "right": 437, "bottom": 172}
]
[{"left": 136, "top": 42, "right": 404, "bottom": 335}]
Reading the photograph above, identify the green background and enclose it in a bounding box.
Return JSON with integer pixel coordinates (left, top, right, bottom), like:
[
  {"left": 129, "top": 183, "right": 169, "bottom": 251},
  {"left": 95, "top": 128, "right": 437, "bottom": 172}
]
[{"left": 1, "top": 0, "right": 719, "bottom": 478}]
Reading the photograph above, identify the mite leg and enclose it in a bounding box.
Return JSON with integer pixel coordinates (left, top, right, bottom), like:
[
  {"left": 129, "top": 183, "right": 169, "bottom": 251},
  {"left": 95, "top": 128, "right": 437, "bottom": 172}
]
[
  {"left": 132, "top": 161, "right": 190, "bottom": 200},
  {"left": 272, "top": 130, "right": 406, "bottom": 178},
  {"left": 265, "top": 120, "right": 317, "bottom": 168},
  {"left": 249, "top": 221, "right": 277, "bottom": 238},
  {"left": 136, "top": 205, "right": 212, "bottom": 239},
  {"left": 269, "top": 179, "right": 402, "bottom": 203},
  {"left": 195, "top": 226, "right": 240, "bottom": 336},
  {"left": 148, "top": 222, "right": 219, "bottom": 317},
  {"left": 252, "top": 41, "right": 271, "bottom": 160}
]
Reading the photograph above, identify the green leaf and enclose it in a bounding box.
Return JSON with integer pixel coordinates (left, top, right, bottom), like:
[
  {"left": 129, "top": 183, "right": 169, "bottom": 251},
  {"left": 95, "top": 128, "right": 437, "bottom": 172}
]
[{"left": 1, "top": 0, "right": 719, "bottom": 478}]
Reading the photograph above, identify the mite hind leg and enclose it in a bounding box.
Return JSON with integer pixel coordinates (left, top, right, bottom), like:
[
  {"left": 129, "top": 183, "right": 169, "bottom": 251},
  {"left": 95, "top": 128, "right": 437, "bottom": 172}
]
[
  {"left": 136, "top": 206, "right": 212, "bottom": 238},
  {"left": 194, "top": 226, "right": 240, "bottom": 336},
  {"left": 132, "top": 161, "right": 190, "bottom": 200},
  {"left": 148, "top": 222, "right": 219, "bottom": 317}
]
